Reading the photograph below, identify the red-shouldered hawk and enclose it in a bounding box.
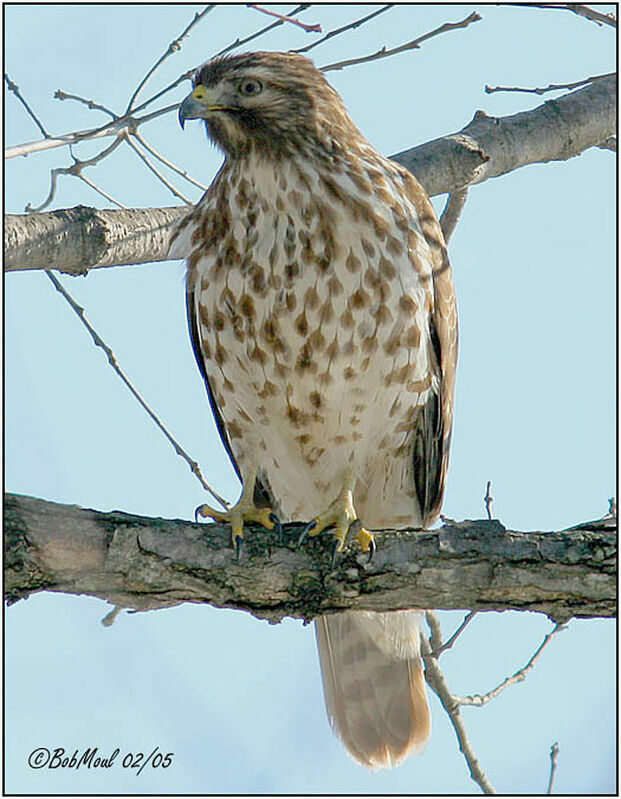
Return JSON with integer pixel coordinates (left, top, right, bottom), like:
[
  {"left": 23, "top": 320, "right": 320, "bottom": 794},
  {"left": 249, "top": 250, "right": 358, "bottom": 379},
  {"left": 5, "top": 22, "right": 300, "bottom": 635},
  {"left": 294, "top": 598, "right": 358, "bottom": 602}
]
[{"left": 173, "top": 51, "right": 458, "bottom": 769}]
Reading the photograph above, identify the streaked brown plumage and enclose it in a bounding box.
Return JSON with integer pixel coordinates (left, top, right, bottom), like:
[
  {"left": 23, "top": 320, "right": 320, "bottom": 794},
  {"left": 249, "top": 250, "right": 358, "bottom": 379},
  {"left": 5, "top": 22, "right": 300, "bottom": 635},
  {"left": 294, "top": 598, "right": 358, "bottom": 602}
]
[{"left": 174, "top": 51, "right": 457, "bottom": 769}]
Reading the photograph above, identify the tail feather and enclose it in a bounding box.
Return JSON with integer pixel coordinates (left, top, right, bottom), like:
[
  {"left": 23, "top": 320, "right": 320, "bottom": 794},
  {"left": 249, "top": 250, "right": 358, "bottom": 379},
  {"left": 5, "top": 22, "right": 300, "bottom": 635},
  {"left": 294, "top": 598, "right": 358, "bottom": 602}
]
[{"left": 315, "top": 609, "right": 430, "bottom": 769}]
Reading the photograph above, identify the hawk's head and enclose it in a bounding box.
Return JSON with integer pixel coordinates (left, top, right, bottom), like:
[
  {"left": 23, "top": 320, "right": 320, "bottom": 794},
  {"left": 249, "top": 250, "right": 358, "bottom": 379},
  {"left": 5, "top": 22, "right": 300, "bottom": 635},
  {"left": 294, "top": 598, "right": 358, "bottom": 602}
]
[{"left": 178, "top": 51, "right": 358, "bottom": 159}]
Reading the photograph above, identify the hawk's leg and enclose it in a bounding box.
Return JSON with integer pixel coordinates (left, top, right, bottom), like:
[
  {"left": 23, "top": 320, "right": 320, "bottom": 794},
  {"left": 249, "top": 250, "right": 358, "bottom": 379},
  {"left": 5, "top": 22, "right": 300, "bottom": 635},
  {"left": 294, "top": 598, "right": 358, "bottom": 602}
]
[
  {"left": 195, "top": 472, "right": 275, "bottom": 554},
  {"left": 301, "top": 472, "right": 375, "bottom": 555}
]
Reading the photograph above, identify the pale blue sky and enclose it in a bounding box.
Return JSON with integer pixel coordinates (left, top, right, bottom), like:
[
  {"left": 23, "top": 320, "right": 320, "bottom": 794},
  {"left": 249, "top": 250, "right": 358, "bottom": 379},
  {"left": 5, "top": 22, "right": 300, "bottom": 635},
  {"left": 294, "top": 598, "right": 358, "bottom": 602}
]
[{"left": 5, "top": 4, "right": 615, "bottom": 794}]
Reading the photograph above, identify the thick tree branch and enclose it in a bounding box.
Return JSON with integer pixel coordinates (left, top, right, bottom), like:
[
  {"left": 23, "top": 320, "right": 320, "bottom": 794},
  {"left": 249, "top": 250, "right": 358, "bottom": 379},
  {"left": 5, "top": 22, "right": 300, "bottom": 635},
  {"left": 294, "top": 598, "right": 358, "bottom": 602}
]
[
  {"left": 5, "top": 75, "right": 615, "bottom": 274},
  {"left": 4, "top": 205, "right": 187, "bottom": 275},
  {"left": 4, "top": 493, "right": 615, "bottom": 624},
  {"left": 392, "top": 74, "right": 615, "bottom": 196}
]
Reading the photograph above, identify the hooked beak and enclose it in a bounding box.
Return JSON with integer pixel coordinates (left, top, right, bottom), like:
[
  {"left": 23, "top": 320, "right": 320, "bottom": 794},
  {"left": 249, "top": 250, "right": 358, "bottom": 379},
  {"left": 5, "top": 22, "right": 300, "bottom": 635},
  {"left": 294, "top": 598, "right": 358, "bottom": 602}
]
[
  {"left": 178, "top": 85, "right": 231, "bottom": 129},
  {"left": 178, "top": 93, "right": 206, "bottom": 129}
]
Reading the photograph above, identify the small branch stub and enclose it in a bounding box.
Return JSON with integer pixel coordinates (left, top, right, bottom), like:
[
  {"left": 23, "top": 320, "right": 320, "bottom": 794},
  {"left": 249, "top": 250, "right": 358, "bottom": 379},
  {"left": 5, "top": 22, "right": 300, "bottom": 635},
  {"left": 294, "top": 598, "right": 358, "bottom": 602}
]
[{"left": 484, "top": 481, "right": 494, "bottom": 520}]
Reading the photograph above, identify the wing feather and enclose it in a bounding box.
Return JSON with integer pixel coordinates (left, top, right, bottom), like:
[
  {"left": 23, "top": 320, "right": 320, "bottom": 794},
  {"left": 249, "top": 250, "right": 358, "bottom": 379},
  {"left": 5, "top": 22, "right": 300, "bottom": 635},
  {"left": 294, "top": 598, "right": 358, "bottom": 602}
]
[
  {"left": 186, "top": 279, "right": 241, "bottom": 483},
  {"left": 401, "top": 170, "right": 458, "bottom": 527}
]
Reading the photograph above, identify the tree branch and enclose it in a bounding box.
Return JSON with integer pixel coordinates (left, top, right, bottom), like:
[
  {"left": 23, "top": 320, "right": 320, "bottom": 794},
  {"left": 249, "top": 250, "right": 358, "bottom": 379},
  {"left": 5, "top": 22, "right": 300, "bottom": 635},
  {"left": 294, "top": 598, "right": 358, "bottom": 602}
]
[
  {"left": 4, "top": 493, "right": 615, "bottom": 623},
  {"left": 5, "top": 75, "right": 614, "bottom": 274},
  {"left": 421, "top": 622, "right": 497, "bottom": 794},
  {"left": 392, "top": 74, "right": 616, "bottom": 196},
  {"left": 4, "top": 205, "right": 187, "bottom": 275}
]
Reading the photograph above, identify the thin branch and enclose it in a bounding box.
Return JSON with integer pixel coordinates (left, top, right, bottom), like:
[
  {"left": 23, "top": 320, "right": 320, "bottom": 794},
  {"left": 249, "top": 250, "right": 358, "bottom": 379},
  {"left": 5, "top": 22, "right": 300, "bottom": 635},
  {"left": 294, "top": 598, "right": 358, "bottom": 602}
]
[
  {"left": 54, "top": 89, "right": 118, "bottom": 118},
  {"left": 422, "top": 616, "right": 496, "bottom": 794},
  {"left": 215, "top": 4, "right": 309, "bottom": 57},
  {"left": 76, "top": 174, "right": 126, "bottom": 209},
  {"left": 320, "top": 11, "right": 481, "bottom": 72},
  {"left": 430, "top": 612, "right": 478, "bottom": 657},
  {"left": 291, "top": 5, "right": 394, "bottom": 54},
  {"left": 130, "top": 4, "right": 309, "bottom": 114},
  {"left": 5, "top": 102, "right": 178, "bottom": 160},
  {"left": 547, "top": 742, "right": 560, "bottom": 794},
  {"left": 247, "top": 3, "right": 321, "bottom": 32},
  {"left": 131, "top": 130, "right": 208, "bottom": 191},
  {"left": 128, "top": 73, "right": 194, "bottom": 118},
  {"left": 125, "top": 5, "right": 216, "bottom": 114},
  {"left": 455, "top": 623, "right": 567, "bottom": 707},
  {"left": 507, "top": 3, "right": 616, "bottom": 27},
  {"left": 25, "top": 135, "right": 125, "bottom": 213},
  {"left": 44, "top": 272, "right": 229, "bottom": 510},
  {"left": 4, "top": 72, "right": 51, "bottom": 138},
  {"left": 485, "top": 72, "right": 615, "bottom": 96},
  {"left": 24, "top": 168, "right": 60, "bottom": 214},
  {"left": 439, "top": 188, "right": 469, "bottom": 242},
  {"left": 484, "top": 481, "right": 494, "bottom": 520},
  {"left": 564, "top": 4, "right": 616, "bottom": 26},
  {"left": 124, "top": 135, "right": 193, "bottom": 204}
]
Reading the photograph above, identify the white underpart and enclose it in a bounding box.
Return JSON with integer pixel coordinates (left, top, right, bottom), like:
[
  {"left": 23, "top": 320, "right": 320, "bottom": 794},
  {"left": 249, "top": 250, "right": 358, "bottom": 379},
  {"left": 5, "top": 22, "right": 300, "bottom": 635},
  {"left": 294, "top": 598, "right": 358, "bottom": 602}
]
[{"left": 188, "top": 154, "right": 436, "bottom": 529}]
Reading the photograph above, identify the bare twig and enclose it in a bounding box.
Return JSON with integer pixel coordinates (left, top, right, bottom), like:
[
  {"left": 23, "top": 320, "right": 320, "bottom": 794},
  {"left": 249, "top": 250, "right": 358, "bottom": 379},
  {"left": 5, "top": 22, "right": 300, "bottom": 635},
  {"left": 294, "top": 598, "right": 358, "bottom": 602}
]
[
  {"left": 485, "top": 72, "right": 615, "bottom": 96},
  {"left": 125, "top": 6, "right": 216, "bottom": 114},
  {"left": 507, "top": 3, "right": 616, "bottom": 27},
  {"left": 129, "top": 73, "right": 195, "bottom": 117},
  {"left": 425, "top": 608, "right": 444, "bottom": 650},
  {"left": 44, "top": 271, "right": 229, "bottom": 510},
  {"left": 291, "top": 4, "right": 393, "bottom": 54},
  {"left": 132, "top": 130, "right": 208, "bottom": 191},
  {"left": 76, "top": 174, "right": 126, "bottom": 209},
  {"left": 25, "top": 135, "right": 125, "bottom": 213},
  {"left": 124, "top": 135, "right": 193, "bottom": 204},
  {"left": 455, "top": 623, "right": 567, "bottom": 707},
  {"left": 6, "top": 102, "right": 179, "bottom": 160},
  {"left": 215, "top": 4, "right": 309, "bottom": 57},
  {"left": 5, "top": 72, "right": 51, "bottom": 138},
  {"left": 422, "top": 614, "right": 496, "bottom": 794},
  {"left": 547, "top": 742, "right": 560, "bottom": 793},
  {"left": 484, "top": 481, "right": 494, "bottom": 520},
  {"left": 320, "top": 11, "right": 481, "bottom": 72},
  {"left": 54, "top": 89, "right": 117, "bottom": 118},
  {"left": 430, "top": 611, "right": 478, "bottom": 657},
  {"left": 248, "top": 3, "right": 320, "bottom": 32},
  {"left": 440, "top": 188, "right": 469, "bottom": 242}
]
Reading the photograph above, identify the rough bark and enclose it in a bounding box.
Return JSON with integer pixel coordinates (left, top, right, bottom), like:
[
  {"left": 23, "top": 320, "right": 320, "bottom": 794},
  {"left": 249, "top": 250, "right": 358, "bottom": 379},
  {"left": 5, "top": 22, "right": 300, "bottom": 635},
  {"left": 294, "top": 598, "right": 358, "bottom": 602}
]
[
  {"left": 4, "top": 493, "right": 616, "bottom": 624},
  {"left": 4, "top": 205, "right": 188, "bottom": 276},
  {"left": 5, "top": 76, "right": 615, "bottom": 274}
]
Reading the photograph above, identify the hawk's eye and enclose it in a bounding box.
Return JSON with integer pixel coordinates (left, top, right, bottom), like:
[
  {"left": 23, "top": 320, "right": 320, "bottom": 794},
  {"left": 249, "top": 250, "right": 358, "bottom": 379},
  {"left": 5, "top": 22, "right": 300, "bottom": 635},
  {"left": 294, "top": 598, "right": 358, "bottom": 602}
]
[{"left": 238, "top": 79, "right": 262, "bottom": 97}]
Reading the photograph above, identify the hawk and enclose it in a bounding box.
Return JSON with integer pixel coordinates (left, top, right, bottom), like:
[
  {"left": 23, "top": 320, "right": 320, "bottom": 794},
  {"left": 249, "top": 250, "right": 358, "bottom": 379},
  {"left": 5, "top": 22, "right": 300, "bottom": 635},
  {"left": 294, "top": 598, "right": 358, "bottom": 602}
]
[{"left": 174, "top": 51, "right": 458, "bottom": 769}]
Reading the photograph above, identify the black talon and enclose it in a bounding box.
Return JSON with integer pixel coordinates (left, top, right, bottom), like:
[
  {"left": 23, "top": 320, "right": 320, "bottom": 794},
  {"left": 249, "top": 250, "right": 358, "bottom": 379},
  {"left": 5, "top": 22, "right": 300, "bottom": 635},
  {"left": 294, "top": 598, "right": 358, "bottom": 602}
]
[
  {"left": 331, "top": 538, "right": 342, "bottom": 567},
  {"left": 367, "top": 537, "right": 376, "bottom": 564},
  {"left": 194, "top": 506, "right": 202, "bottom": 523},
  {"left": 269, "top": 512, "right": 283, "bottom": 543},
  {"left": 298, "top": 519, "right": 317, "bottom": 547},
  {"left": 235, "top": 536, "right": 244, "bottom": 562}
]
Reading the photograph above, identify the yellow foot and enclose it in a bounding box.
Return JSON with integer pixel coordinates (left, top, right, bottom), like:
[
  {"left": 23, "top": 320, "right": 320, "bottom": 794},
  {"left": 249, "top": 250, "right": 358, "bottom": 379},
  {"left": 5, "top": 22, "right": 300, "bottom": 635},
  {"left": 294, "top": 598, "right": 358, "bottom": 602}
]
[
  {"left": 195, "top": 501, "right": 275, "bottom": 550},
  {"left": 300, "top": 487, "right": 374, "bottom": 555}
]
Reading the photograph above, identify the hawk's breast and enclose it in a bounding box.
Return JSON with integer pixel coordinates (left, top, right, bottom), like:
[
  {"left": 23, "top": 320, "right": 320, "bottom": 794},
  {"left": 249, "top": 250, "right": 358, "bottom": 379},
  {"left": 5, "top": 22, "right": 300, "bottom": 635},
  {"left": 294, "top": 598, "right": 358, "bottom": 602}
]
[{"left": 187, "top": 155, "right": 437, "bottom": 527}]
